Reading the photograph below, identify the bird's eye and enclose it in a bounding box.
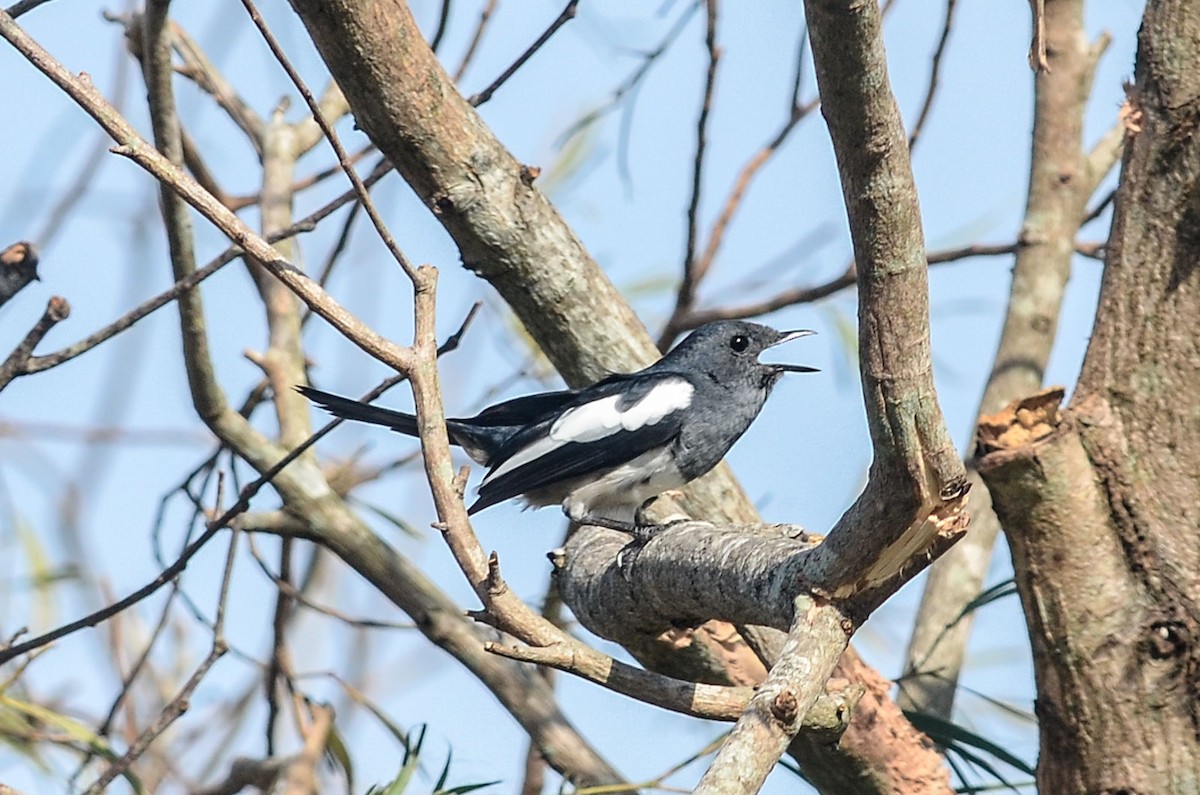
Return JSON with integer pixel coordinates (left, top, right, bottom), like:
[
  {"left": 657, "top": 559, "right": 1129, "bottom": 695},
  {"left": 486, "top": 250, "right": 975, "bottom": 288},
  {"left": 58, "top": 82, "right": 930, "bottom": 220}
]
[{"left": 729, "top": 334, "right": 749, "bottom": 352}]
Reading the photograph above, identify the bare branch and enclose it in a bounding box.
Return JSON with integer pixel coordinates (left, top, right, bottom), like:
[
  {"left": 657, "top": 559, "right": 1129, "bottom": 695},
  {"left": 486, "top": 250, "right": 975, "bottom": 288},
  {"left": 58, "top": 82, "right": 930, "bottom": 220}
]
[
  {"left": 452, "top": 0, "right": 496, "bottom": 82},
  {"left": 908, "top": 0, "right": 958, "bottom": 152},
  {"left": 902, "top": 0, "right": 1110, "bottom": 719},
  {"left": 674, "top": 242, "right": 1017, "bottom": 333},
  {"left": 84, "top": 519, "right": 238, "bottom": 794},
  {"left": 19, "top": 166, "right": 387, "bottom": 378},
  {"left": 676, "top": 0, "right": 720, "bottom": 324},
  {"left": 555, "top": 2, "right": 700, "bottom": 147},
  {"left": 468, "top": 0, "right": 579, "bottom": 107},
  {"left": 166, "top": 18, "right": 265, "bottom": 151},
  {"left": 0, "top": 295, "right": 69, "bottom": 391},
  {"left": 429, "top": 0, "right": 452, "bottom": 53},
  {"left": 659, "top": 41, "right": 818, "bottom": 348},
  {"left": 4, "top": 0, "right": 51, "bottom": 19},
  {"left": 240, "top": 0, "right": 417, "bottom": 280}
]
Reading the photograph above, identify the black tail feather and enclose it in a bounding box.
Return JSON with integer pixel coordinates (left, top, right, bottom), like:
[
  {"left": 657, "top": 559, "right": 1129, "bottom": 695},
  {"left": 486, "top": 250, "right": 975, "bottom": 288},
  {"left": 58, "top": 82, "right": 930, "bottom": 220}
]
[{"left": 297, "top": 386, "right": 419, "bottom": 437}]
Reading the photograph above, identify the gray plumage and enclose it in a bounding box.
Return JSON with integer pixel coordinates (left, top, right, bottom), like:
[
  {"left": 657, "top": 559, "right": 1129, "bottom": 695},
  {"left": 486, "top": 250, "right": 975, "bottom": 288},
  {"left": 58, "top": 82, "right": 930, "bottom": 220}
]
[{"left": 300, "top": 320, "right": 816, "bottom": 529}]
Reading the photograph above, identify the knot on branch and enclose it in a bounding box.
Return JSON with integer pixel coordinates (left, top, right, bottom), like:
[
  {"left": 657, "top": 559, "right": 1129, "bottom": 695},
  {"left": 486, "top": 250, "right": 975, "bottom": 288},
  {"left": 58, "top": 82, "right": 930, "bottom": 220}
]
[{"left": 769, "top": 689, "right": 800, "bottom": 727}]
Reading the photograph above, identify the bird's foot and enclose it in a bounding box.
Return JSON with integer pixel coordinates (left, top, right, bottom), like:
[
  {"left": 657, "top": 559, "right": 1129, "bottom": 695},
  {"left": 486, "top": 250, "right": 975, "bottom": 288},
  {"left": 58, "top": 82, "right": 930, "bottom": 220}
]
[
  {"left": 616, "top": 515, "right": 691, "bottom": 579},
  {"left": 572, "top": 513, "right": 639, "bottom": 534},
  {"left": 568, "top": 506, "right": 690, "bottom": 578}
]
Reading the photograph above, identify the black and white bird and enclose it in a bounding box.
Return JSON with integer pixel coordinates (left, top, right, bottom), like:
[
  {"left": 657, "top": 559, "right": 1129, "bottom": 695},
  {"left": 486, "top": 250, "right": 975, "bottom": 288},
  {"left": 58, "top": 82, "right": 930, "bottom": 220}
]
[{"left": 299, "top": 320, "right": 816, "bottom": 531}]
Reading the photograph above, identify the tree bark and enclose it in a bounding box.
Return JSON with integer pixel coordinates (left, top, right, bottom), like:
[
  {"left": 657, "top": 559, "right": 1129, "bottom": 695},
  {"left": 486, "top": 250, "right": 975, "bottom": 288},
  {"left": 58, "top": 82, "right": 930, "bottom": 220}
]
[
  {"left": 980, "top": 0, "right": 1200, "bottom": 789},
  {"left": 902, "top": 0, "right": 1112, "bottom": 720}
]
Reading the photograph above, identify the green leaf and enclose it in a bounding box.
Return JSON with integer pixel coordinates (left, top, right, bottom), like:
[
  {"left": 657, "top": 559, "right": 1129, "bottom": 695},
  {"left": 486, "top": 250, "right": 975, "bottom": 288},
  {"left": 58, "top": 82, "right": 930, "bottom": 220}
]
[
  {"left": 435, "top": 781, "right": 500, "bottom": 795},
  {"left": 325, "top": 723, "right": 355, "bottom": 794},
  {"left": 953, "top": 578, "right": 1018, "bottom": 626},
  {"left": 0, "top": 694, "right": 144, "bottom": 794},
  {"left": 905, "top": 709, "right": 1035, "bottom": 776},
  {"left": 945, "top": 741, "right": 1025, "bottom": 794}
]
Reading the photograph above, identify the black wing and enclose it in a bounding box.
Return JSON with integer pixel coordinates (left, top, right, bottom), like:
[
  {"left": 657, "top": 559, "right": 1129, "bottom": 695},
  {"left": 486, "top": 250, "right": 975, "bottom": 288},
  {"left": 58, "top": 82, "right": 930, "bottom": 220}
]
[
  {"left": 467, "top": 373, "right": 690, "bottom": 514},
  {"left": 465, "top": 389, "right": 579, "bottom": 427}
]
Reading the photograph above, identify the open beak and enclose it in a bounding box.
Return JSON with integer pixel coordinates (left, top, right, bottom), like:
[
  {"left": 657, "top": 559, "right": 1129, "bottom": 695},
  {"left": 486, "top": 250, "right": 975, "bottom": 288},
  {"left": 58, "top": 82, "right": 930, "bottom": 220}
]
[{"left": 765, "top": 329, "right": 819, "bottom": 373}]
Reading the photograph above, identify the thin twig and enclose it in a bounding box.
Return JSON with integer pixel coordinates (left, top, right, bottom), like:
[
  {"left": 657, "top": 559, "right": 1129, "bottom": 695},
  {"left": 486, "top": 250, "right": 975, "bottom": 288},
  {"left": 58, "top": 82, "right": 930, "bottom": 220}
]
[
  {"left": 226, "top": 143, "right": 376, "bottom": 211},
  {"left": 244, "top": 534, "right": 414, "bottom": 630},
  {"left": 264, "top": 535, "right": 292, "bottom": 755},
  {"left": 674, "top": 242, "right": 1018, "bottom": 333},
  {"left": 429, "top": 0, "right": 452, "bottom": 53},
  {"left": 17, "top": 161, "right": 390, "bottom": 379},
  {"left": 468, "top": 0, "right": 579, "bottom": 107},
  {"left": 659, "top": 31, "right": 817, "bottom": 348},
  {"left": 556, "top": 1, "right": 699, "bottom": 147},
  {"left": 165, "top": 17, "right": 264, "bottom": 151},
  {"left": 4, "top": 0, "right": 51, "bottom": 18},
  {"left": 907, "top": 0, "right": 958, "bottom": 152},
  {"left": 1082, "top": 188, "right": 1115, "bottom": 226},
  {"left": 0, "top": 296, "right": 69, "bottom": 391},
  {"left": 673, "top": 0, "right": 720, "bottom": 338},
  {"left": 84, "top": 503, "right": 238, "bottom": 794},
  {"left": 35, "top": 35, "right": 133, "bottom": 245},
  {"left": 239, "top": 0, "right": 416, "bottom": 279},
  {"left": 453, "top": 0, "right": 497, "bottom": 82},
  {"left": 0, "top": 426, "right": 320, "bottom": 665}
]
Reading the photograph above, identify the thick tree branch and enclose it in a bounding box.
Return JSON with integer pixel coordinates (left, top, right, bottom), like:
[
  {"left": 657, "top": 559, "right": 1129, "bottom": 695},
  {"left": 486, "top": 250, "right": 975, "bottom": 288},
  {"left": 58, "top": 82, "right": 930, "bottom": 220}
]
[
  {"left": 695, "top": 0, "right": 970, "bottom": 786},
  {"left": 0, "top": 10, "right": 627, "bottom": 787},
  {"left": 981, "top": 0, "right": 1200, "bottom": 787},
  {"left": 282, "top": 1, "right": 957, "bottom": 789},
  {"left": 902, "top": 0, "right": 1115, "bottom": 719}
]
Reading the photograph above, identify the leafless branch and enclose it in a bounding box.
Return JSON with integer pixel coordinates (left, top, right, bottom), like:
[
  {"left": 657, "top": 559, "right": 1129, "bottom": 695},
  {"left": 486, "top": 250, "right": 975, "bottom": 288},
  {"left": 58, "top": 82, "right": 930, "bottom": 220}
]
[
  {"left": 429, "top": 0, "right": 452, "bottom": 53},
  {"left": 4, "top": 0, "right": 51, "bottom": 19},
  {"left": 0, "top": 413, "right": 328, "bottom": 667},
  {"left": 165, "top": 17, "right": 264, "bottom": 151},
  {"left": 908, "top": 0, "right": 958, "bottom": 152},
  {"left": 452, "top": 0, "right": 497, "bottom": 82},
  {"left": 555, "top": 2, "right": 700, "bottom": 146},
  {"left": 676, "top": 0, "right": 720, "bottom": 324},
  {"left": 242, "top": 533, "right": 414, "bottom": 630},
  {"left": 673, "top": 242, "right": 1017, "bottom": 333},
  {"left": 84, "top": 512, "right": 239, "bottom": 794},
  {"left": 659, "top": 27, "right": 818, "bottom": 349},
  {"left": 13, "top": 161, "right": 391, "bottom": 380},
  {"left": 226, "top": 143, "right": 376, "bottom": 212},
  {"left": 468, "top": 0, "right": 579, "bottom": 106},
  {"left": 0, "top": 296, "right": 69, "bottom": 391},
  {"left": 240, "top": 0, "right": 416, "bottom": 279}
]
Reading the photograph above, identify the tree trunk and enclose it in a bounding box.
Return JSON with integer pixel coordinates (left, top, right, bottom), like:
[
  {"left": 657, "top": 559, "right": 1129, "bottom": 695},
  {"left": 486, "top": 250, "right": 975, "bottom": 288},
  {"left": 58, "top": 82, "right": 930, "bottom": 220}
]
[{"left": 979, "top": 0, "right": 1200, "bottom": 790}]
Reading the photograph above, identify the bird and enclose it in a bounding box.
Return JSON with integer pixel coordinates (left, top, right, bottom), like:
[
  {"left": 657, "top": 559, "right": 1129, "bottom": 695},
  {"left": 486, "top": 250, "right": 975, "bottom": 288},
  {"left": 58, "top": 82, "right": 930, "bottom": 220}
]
[{"left": 299, "top": 320, "right": 816, "bottom": 533}]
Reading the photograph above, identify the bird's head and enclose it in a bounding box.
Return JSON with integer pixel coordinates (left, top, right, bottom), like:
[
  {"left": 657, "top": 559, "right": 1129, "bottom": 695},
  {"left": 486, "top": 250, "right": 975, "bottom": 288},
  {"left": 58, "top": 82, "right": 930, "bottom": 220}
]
[{"left": 663, "top": 320, "right": 817, "bottom": 387}]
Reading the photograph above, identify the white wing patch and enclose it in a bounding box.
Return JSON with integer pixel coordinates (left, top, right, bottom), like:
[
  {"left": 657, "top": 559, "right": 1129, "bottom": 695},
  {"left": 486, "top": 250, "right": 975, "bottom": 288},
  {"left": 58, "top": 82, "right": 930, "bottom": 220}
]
[
  {"left": 551, "top": 379, "right": 694, "bottom": 442},
  {"left": 481, "top": 378, "right": 694, "bottom": 485}
]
